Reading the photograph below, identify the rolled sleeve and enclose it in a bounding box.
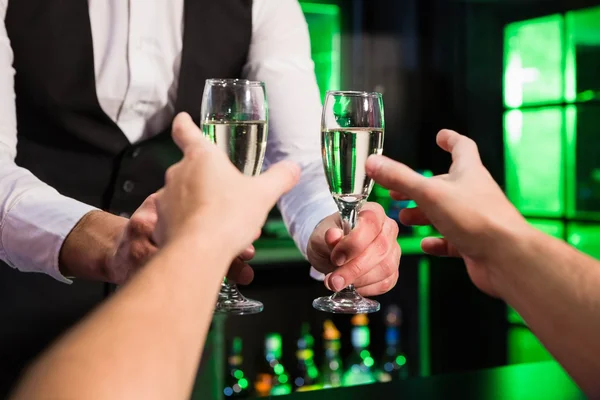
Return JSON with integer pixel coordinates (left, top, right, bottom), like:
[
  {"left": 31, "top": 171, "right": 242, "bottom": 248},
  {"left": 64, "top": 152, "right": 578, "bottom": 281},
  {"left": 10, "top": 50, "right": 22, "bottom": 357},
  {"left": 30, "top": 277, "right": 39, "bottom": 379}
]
[
  {"left": 246, "top": 0, "right": 338, "bottom": 261},
  {"left": 1, "top": 186, "right": 96, "bottom": 283}
]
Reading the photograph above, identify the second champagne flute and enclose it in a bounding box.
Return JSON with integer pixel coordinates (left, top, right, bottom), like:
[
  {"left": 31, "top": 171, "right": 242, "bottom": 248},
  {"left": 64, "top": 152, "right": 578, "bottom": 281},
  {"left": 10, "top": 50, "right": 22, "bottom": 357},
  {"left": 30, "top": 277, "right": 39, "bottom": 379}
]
[
  {"left": 200, "top": 79, "right": 268, "bottom": 315},
  {"left": 313, "top": 90, "right": 385, "bottom": 314}
]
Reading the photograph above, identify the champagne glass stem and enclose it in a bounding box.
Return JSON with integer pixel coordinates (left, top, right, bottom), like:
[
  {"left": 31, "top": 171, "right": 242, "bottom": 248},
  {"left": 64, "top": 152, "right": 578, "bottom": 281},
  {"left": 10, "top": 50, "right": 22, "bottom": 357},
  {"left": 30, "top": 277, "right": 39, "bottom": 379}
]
[{"left": 338, "top": 200, "right": 362, "bottom": 294}]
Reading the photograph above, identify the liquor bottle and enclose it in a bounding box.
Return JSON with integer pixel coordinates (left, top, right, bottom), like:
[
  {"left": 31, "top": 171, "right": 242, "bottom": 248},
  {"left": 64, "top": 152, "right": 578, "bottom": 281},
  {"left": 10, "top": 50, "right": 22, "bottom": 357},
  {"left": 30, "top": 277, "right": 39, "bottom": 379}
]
[
  {"left": 254, "top": 333, "right": 292, "bottom": 397},
  {"left": 320, "top": 320, "right": 343, "bottom": 389},
  {"left": 224, "top": 337, "right": 250, "bottom": 398},
  {"left": 377, "top": 305, "right": 408, "bottom": 382},
  {"left": 342, "top": 314, "right": 377, "bottom": 387},
  {"left": 293, "top": 323, "right": 320, "bottom": 391}
]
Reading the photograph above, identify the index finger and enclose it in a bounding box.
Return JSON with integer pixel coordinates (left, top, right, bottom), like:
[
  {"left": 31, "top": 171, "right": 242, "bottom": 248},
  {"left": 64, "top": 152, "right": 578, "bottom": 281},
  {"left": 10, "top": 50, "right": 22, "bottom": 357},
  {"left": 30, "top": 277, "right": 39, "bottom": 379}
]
[
  {"left": 255, "top": 161, "right": 301, "bottom": 205},
  {"left": 366, "top": 155, "right": 427, "bottom": 200}
]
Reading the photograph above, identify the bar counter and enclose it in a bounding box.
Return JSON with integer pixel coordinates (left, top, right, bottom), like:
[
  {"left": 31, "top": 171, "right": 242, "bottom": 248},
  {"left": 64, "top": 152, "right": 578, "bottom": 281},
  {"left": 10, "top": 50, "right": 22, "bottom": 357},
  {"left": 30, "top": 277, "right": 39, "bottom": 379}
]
[{"left": 280, "top": 362, "right": 583, "bottom": 400}]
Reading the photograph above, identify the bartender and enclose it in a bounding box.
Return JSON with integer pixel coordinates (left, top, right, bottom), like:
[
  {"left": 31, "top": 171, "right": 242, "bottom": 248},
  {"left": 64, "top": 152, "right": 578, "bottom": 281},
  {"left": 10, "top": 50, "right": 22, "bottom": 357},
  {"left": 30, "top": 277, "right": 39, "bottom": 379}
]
[{"left": 0, "top": 0, "right": 400, "bottom": 397}]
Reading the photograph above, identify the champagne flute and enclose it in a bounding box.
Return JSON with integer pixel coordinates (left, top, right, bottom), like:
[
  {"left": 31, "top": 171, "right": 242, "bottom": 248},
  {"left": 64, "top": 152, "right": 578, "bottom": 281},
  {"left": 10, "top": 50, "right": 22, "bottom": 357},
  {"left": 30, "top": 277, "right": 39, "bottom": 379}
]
[
  {"left": 312, "top": 90, "right": 385, "bottom": 314},
  {"left": 201, "top": 79, "right": 268, "bottom": 315}
]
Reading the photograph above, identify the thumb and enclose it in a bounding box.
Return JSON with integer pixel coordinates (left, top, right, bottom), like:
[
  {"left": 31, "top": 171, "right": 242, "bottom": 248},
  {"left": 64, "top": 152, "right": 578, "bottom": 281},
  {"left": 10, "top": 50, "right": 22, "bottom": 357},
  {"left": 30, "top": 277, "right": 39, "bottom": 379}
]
[
  {"left": 436, "top": 129, "right": 481, "bottom": 167},
  {"left": 366, "top": 155, "right": 427, "bottom": 201},
  {"left": 256, "top": 161, "right": 301, "bottom": 205},
  {"left": 172, "top": 112, "right": 209, "bottom": 154}
]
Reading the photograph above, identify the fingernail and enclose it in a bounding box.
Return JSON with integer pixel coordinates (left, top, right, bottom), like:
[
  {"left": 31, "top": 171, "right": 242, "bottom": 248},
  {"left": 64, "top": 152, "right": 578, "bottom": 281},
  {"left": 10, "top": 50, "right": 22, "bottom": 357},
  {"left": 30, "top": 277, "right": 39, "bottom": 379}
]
[
  {"left": 331, "top": 276, "right": 345, "bottom": 292},
  {"left": 333, "top": 254, "right": 346, "bottom": 266}
]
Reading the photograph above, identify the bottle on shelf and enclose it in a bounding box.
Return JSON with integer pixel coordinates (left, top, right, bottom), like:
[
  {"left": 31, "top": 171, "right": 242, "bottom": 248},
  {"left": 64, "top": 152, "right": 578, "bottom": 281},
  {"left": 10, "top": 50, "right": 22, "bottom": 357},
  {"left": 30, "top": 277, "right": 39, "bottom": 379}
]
[
  {"left": 377, "top": 305, "right": 408, "bottom": 382},
  {"left": 224, "top": 337, "right": 251, "bottom": 398},
  {"left": 320, "top": 320, "right": 343, "bottom": 389},
  {"left": 293, "top": 323, "right": 320, "bottom": 391},
  {"left": 342, "top": 314, "right": 377, "bottom": 387},
  {"left": 254, "top": 333, "right": 292, "bottom": 397}
]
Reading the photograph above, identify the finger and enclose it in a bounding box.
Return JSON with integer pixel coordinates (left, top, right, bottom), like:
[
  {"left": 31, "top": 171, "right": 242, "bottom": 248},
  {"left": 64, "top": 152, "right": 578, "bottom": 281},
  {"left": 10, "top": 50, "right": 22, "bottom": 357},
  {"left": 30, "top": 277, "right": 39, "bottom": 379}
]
[
  {"left": 239, "top": 244, "right": 255, "bottom": 261},
  {"left": 329, "top": 202, "right": 387, "bottom": 266},
  {"left": 171, "top": 112, "right": 207, "bottom": 154},
  {"left": 308, "top": 214, "right": 338, "bottom": 260},
  {"left": 226, "top": 258, "right": 255, "bottom": 285},
  {"left": 436, "top": 130, "right": 481, "bottom": 167},
  {"left": 256, "top": 161, "right": 301, "bottom": 205},
  {"left": 390, "top": 173, "right": 449, "bottom": 202},
  {"left": 352, "top": 240, "right": 400, "bottom": 290},
  {"left": 328, "top": 217, "right": 398, "bottom": 291},
  {"left": 390, "top": 191, "right": 411, "bottom": 201},
  {"left": 421, "top": 237, "right": 461, "bottom": 258},
  {"left": 133, "top": 194, "right": 159, "bottom": 221},
  {"left": 128, "top": 240, "right": 159, "bottom": 267},
  {"left": 323, "top": 273, "right": 332, "bottom": 291},
  {"left": 399, "top": 207, "right": 431, "bottom": 226},
  {"left": 324, "top": 228, "right": 344, "bottom": 251},
  {"left": 253, "top": 229, "right": 262, "bottom": 241},
  {"left": 356, "top": 270, "right": 399, "bottom": 297},
  {"left": 366, "top": 155, "right": 428, "bottom": 201}
]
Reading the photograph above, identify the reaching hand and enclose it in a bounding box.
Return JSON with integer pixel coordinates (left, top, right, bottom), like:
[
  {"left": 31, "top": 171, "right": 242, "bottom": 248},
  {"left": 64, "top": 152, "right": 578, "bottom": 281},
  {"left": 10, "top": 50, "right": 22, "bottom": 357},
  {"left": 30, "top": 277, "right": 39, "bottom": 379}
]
[
  {"left": 105, "top": 195, "right": 159, "bottom": 284},
  {"left": 307, "top": 202, "right": 401, "bottom": 297},
  {"left": 366, "top": 129, "right": 529, "bottom": 297},
  {"left": 153, "top": 113, "right": 300, "bottom": 264}
]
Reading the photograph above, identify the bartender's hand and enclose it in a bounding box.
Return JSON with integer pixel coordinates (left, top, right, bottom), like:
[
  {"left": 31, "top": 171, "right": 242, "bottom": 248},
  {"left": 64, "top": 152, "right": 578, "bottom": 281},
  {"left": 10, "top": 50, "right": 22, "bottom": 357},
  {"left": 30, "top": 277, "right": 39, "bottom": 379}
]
[
  {"left": 106, "top": 195, "right": 260, "bottom": 284},
  {"left": 104, "top": 195, "right": 159, "bottom": 284},
  {"left": 365, "top": 129, "right": 529, "bottom": 297},
  {"left": 153, "top": 113, "right": 299, "bottom": 270},
  {"left": 307, "top": 202, "right": 401, "bottom": 297}
]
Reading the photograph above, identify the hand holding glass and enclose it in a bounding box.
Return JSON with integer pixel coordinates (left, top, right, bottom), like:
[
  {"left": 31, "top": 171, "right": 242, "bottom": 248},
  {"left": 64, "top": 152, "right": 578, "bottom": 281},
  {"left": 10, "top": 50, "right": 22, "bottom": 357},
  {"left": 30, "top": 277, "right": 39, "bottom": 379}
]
[
  {"left": 312, "top": 90, "right": 385, "bottom": 314},
  {"left": 200, "top": 79, "right": 268, "bottom": 315}
]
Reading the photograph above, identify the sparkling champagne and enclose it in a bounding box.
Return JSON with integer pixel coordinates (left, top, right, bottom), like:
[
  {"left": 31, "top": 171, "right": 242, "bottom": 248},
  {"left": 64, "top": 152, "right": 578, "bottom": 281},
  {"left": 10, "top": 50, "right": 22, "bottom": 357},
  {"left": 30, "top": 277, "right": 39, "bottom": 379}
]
[
  {"left": 322, "top": 128, "right": 384, "bottom": 203},
  {"left": 202, "top": 121, "right": 268, "bottom": 176}
]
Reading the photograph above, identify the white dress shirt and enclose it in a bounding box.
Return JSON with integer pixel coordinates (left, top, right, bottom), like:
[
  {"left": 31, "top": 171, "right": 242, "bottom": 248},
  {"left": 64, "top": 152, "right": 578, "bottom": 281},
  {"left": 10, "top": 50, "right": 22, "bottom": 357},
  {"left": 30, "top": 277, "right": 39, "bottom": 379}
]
[{"left": 0, "top": 0, "right": 337, "bottom": 282}]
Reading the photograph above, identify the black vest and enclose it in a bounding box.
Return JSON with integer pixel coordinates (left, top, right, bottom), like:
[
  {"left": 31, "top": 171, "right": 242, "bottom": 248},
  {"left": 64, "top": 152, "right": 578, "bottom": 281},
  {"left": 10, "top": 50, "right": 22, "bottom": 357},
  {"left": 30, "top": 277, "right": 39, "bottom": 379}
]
[{"left": 0, "top": 1, "right": 251, "bottom": 396}]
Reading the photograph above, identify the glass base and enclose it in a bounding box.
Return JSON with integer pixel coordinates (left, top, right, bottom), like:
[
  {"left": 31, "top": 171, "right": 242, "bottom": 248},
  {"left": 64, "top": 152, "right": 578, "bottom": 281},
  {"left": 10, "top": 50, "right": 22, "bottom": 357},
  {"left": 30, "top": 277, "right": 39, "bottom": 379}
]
[
  {"left": 215, "top": 281, "right": 263, "bottom": 315},
  {"left": 312, "top": 288, "right": 380, "bottom": 314}
]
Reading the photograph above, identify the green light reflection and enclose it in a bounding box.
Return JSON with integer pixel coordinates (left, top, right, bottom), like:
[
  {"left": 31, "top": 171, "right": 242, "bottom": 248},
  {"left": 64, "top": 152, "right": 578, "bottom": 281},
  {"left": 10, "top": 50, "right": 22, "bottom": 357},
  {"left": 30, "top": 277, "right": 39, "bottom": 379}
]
[
  {"left": 504, "top": 14, "right": 564, "bottom": 108},
  {"left": 567, "top": 222, "right": 600, "bottom": 260},
  {"left": 504, "top": 108, "right": 565, "bottom": 217},
  {"left": 418, "top": 257, "right": 430, "bottom": 377},
  {"left": 301, "top": 2, "right": 341, "bottom": 102}
]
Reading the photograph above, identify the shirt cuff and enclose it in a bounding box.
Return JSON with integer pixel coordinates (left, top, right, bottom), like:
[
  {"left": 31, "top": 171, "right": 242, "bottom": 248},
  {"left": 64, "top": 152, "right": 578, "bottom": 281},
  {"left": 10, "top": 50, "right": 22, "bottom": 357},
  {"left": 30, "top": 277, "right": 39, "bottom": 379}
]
[
  {"left": 0, "top": 187, "right": 97, "bottom": 283},
  {"left": 284, "top": 196, "right": 337, "bottom": 282},
  {"left": 290, "top": 196, "right": 338, "bottom": 258},
  {"left": 310, "top": 267, "right": 326, "bottom": 281}
]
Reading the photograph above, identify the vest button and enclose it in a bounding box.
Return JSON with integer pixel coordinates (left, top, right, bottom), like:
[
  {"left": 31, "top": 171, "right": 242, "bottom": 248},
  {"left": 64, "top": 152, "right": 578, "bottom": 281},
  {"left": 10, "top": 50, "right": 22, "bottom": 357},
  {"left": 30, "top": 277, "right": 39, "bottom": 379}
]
[
  {"left": 131, "top": 148, "right": 141, "bottom": 158},
  {"left": 123, "top": 180, "right": 135, "bottom": 193}
]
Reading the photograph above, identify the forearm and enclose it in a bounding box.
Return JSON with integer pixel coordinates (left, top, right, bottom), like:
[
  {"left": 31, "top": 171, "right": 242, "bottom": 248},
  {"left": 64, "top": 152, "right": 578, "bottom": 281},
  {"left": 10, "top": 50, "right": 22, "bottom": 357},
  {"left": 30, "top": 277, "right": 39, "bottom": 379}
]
[
  {"left": 494, "top": 227, "right": 600, "bottom": 396},
  {"left": 58, "top": 210, "right": 127, "bottom": 281},
  {"left": 12, "top": 231, "right": 230, "bottom": 400}
]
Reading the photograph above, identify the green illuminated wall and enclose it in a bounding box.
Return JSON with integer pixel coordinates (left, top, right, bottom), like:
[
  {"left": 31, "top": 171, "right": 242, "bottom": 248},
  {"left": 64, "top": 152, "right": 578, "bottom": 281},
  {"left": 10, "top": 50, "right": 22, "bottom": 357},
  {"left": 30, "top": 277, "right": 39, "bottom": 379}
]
[
  {"left": 503, "top": 6, "right": 600, "bottom": 364},
  {"left": 300, "top": 3, "right": 341, "bottom": 102},
  {"left": 504, "top": 5, "right": 600, "bottom": 222},
  {"left": 504, "top": 15, "right": 564, "bottom": 108},
  {"left": 567, "top": 222, "right": 600, "bottom": 260},
  {"left": 504, "top": 108, "right": 565, "bottom": 217}
]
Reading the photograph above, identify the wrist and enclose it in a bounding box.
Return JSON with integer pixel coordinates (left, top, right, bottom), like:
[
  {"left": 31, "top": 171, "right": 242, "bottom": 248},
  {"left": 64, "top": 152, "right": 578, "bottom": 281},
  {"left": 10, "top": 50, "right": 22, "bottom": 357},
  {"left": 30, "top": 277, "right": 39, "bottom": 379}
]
[
  {"left": 163, "top": 226, "right": 236, "bottom": 274},
  {"left": 59, "top": 211, "right": 128, "bottom": 281},
  {"left": 484, "top": 218, "right": 544, "bottom": 298},
  {"left": 168, "top": 217, "right": 240, "bottom": 259}
]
